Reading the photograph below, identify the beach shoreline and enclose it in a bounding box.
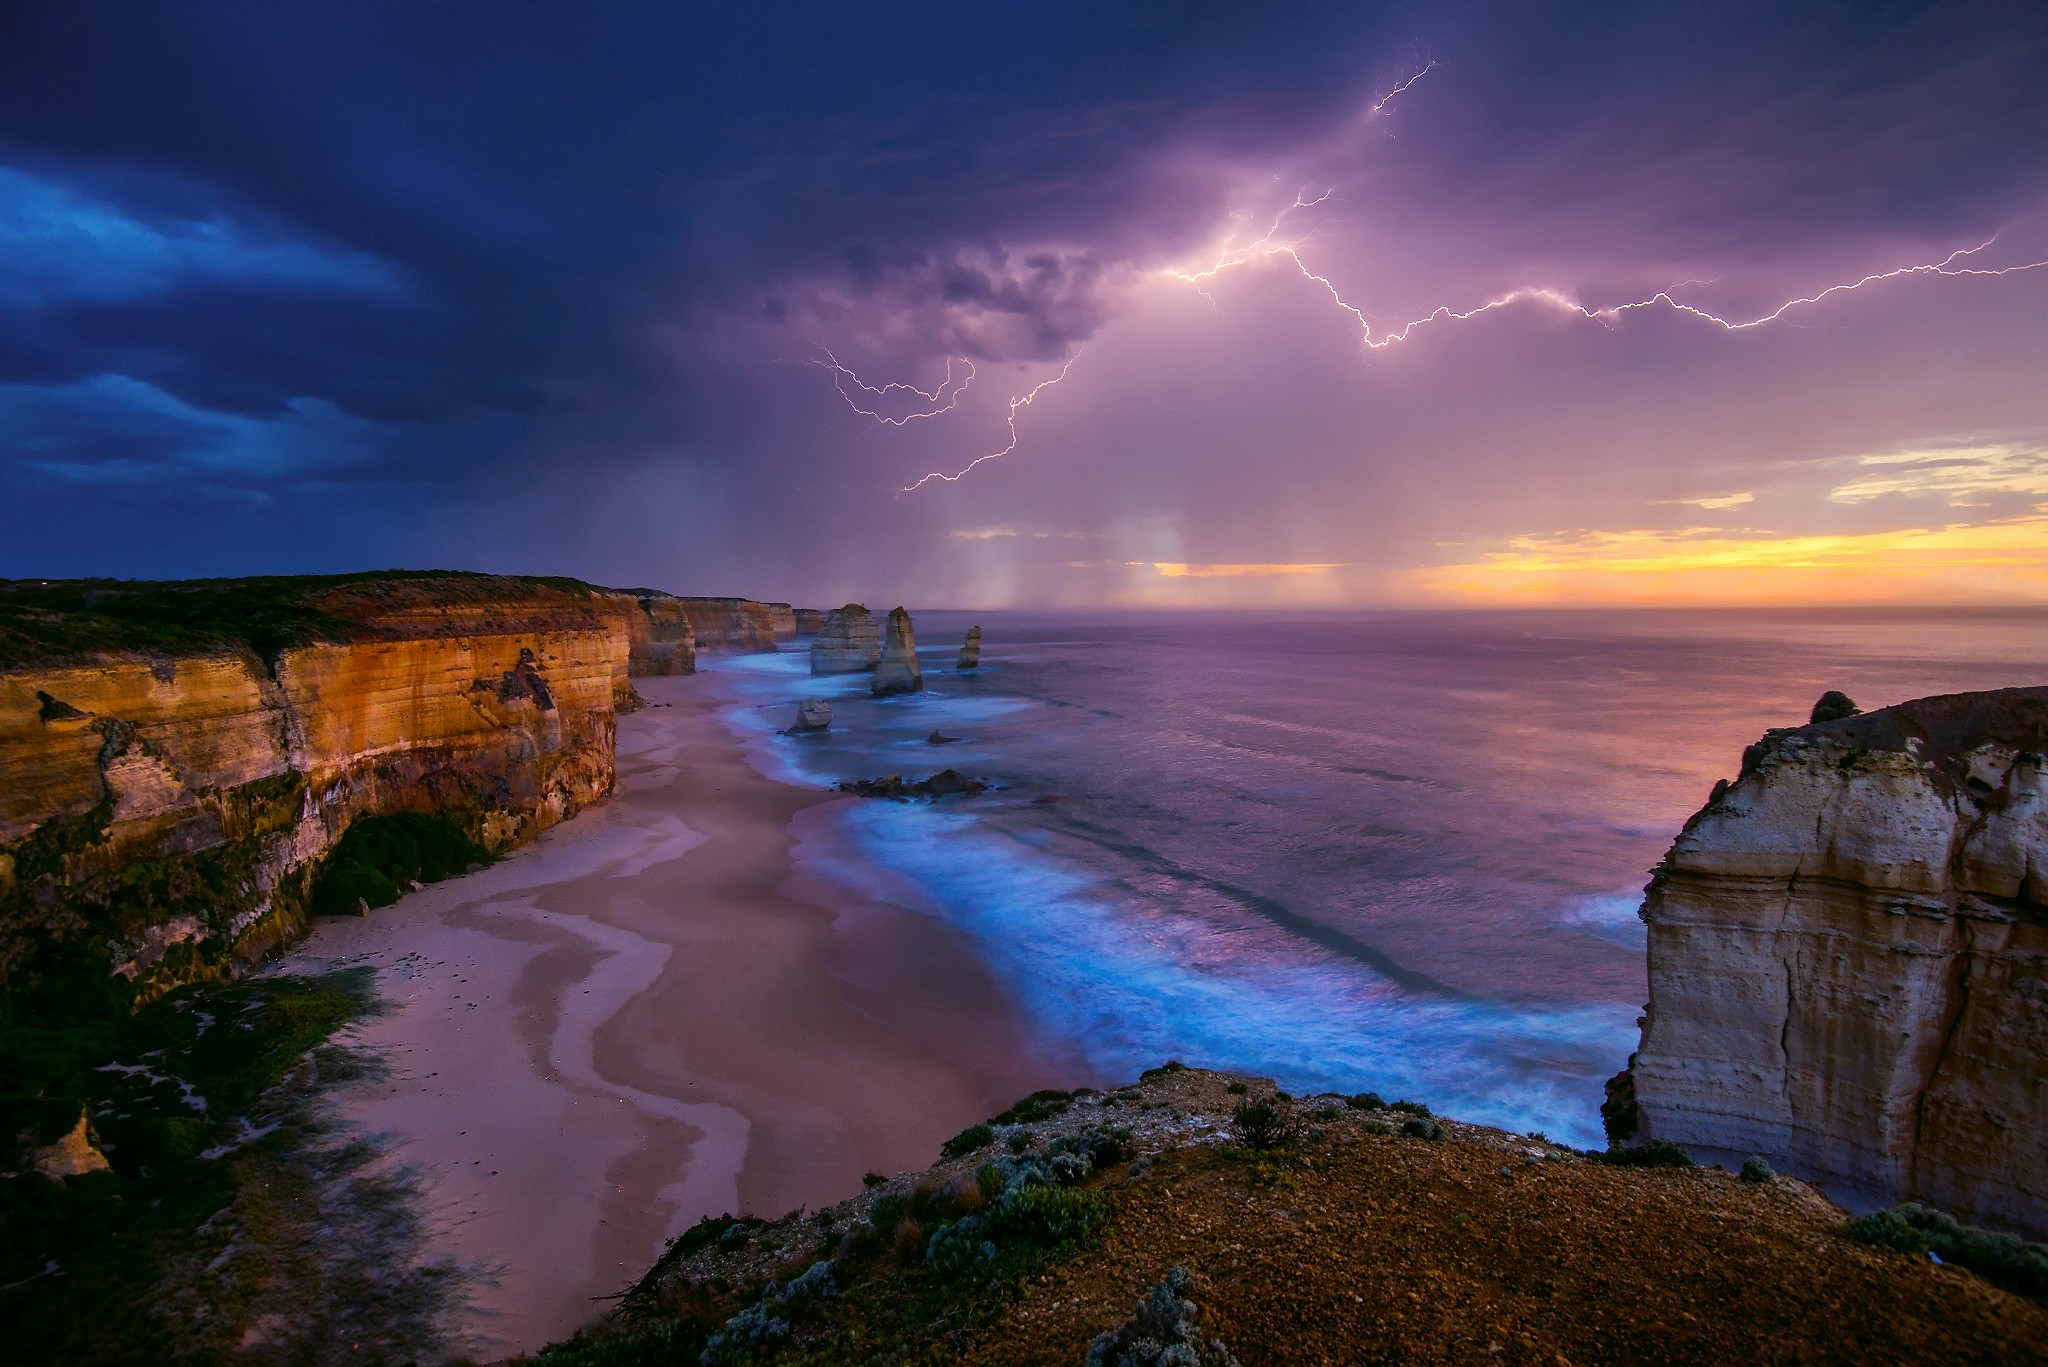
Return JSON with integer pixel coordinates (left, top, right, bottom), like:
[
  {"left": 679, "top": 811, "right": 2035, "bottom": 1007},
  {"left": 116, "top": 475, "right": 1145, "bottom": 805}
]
[{"left": 282, "top": 668, "right": 1072, "bottom": 1355}]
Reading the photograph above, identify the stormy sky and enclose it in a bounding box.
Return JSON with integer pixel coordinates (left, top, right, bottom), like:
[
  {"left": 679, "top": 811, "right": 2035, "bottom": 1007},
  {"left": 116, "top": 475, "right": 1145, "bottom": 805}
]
[{"left": 4, "top": 1, "right": 2046, "bottom": 606}]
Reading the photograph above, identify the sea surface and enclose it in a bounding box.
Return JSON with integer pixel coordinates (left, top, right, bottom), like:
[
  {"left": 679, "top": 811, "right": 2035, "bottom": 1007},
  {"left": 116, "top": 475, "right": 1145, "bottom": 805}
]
[{"left": 711, "top": 608, "right": 2048, "bottom": 1149}]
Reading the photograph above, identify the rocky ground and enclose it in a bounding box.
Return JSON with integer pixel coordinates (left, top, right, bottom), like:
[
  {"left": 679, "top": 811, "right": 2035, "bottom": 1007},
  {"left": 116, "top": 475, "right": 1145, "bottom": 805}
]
[{"left": 536, "top": 1067, "right": 2048, "bottom": 1366}]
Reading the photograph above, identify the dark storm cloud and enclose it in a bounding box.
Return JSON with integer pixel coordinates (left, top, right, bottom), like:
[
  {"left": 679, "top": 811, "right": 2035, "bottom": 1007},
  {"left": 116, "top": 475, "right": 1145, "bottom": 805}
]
[{"left": 1, "top": 1, "right": 2045, "bottom": 591}]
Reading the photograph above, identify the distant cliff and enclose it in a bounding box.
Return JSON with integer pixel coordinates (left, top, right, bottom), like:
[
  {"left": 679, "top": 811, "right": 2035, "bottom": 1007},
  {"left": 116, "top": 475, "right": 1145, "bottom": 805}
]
[
  {"left": 672, "top": 597, "right": 796, "bottom": 652},
  {"left": 0, "top": 572, "right": 655, "bottom": 1009},
  {"left": 1621, "top": 687, "right": 2048, "bottom": 1236}
]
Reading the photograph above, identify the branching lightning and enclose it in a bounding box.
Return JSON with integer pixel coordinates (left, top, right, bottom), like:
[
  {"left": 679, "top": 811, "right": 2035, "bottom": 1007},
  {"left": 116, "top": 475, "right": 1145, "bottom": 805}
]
[
  {"left": 807, "top": 347, "right": 976, "bottom": 425},
  {"left": 900, "top": 353, "right": 1082, "bottom": 492},
  {"left": 805, "top": 53, "right": 2048, "bottom": 494}
]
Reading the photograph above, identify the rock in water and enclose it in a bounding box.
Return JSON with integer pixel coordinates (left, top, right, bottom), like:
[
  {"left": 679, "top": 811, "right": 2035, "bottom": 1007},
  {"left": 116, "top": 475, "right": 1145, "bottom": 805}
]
[
  {"left": 871, "top": 606, "right": 923, "bottom": 696},
  {"left": 793, "top": 608, "right": 829, "bottom": 635},
  {"left": 1809, "top": 690, "right": 1861, "bottom": 723},
  {"left": 1626, "top": 686, "right": 2048, "bottom": 1237},
  {"left": 787, "top": 698, "right": 831, "bottom": 733},
  {"left": 957, "top": 624, "right": 982, "bottom": 670},
  {"left": 810, "top": 604, "right": 880, "bottom": 675}
]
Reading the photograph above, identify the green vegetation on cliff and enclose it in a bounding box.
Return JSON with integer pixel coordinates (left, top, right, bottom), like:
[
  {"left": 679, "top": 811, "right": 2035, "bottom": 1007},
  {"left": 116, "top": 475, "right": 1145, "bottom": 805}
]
[
  {"left": 0, "top": 569, "right": 621, "bottom": 669},
  {"left": 0, "top": 971, "right": 468, "bottom": 1361}
]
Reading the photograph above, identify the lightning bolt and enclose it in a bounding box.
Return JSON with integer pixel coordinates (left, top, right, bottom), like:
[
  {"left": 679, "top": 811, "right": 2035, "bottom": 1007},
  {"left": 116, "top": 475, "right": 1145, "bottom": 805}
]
[
  {"left": 900, "top": 354, "right": 1082, "bottom": 492},
  {"left": 807, "top": 347, "right": 976, "bottom": 425},
  {"left": 1169, "top": 203, "right": 2048, "bottom": 349}
]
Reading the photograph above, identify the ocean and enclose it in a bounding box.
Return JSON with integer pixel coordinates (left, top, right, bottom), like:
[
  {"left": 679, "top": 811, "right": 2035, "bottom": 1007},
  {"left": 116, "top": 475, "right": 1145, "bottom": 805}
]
[{"left": 710, "top": 608, "right": 2048, "bottom": 1149}]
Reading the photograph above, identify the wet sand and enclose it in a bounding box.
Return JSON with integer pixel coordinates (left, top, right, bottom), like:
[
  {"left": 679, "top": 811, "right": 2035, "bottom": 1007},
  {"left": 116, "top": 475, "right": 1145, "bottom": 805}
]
[{"left": 283, "top": 670, "right": 1070, "bottom": 1355}]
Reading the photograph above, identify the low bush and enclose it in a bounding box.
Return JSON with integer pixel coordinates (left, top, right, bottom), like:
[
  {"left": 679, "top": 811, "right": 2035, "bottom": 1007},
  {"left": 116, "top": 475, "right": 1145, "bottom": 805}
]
[
  {"left": 1230, "top": 1099, "right": 1300, "bottom": 1151},
  {"left": 940, "top": 1123, "right": 995, "bottom": 1159},
  {"left": 1591, "top": 1141, "right": 1695, "bottom": 1169},
  {"left": 1400, "top": 1117, "right": 1443, "bottom": 1141},
  {"left": 1139, "top": 1060, "right": 1187, "bottom": 1081},
  {"left": 1348, "top": 1092, "right": 1385, "bottom": 1110},
  {"left": 991, "top": 1089, "right": 1073, "bottom": 1125},
  {"left": 308, "top": 812, "right": 489, "bottom": 916},
  {"left": 1846, "top": 1204, "right": 2048, "bottom": 1299},
  {"left": 1740, "top": 1156, "right": 1775, "bottom": 1184},
  {"left": 1225, "top": 1081, "right": 1248, "bottom": 1095},
  {"left": 1390, "top": 1100, "right": 1430, "bottom": 1117}
]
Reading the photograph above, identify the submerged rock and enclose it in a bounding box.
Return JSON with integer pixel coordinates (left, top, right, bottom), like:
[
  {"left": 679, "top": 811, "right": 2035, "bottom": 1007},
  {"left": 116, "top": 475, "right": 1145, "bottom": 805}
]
[
  {"left": 927, "top": 731, "right": 961, "bottom": 745},
  {"left": 957, "top": 624, "right": 982, "bottom": 670},
  {"left": 810, "top": 604, "right": 880, "bottom": 675},
  {"left": 837, "top": 768, "right": 987, "bottom": 800},
  {"left": 871, "top": 606, "right": 923, "bottom": 696},
  {"left": 787, "top": 699, "right": 832, "bottom": 733}
]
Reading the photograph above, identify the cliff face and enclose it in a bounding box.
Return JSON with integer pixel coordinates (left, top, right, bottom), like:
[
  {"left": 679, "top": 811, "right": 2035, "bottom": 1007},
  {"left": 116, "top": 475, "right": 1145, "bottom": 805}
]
[
  {"left": 674, "top": 597, "right": 796, "bottom": 652},
  {"left": 617, "top": 592, "right": 697, "bottom": 677},
  {"left": 872, "top": 607, "right": 923, "bottom": 696},
  {"left": 793, "top": 608, "right": 828, "bottom": 636},
  {"left": 1628, "top": 687, "right": 2048, "bottom": 1236},
  {"left": 0, "top": 574, "right": 635, "bottom": 1006},
  {"left": 811, "top": 605, "right": 880, "bottom": 675}
]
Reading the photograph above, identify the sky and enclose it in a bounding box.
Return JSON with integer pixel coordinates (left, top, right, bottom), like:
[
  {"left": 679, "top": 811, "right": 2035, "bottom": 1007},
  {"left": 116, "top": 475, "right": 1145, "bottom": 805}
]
[{"left": 3, "top": 0, "right": 2047, "bottom": 607}]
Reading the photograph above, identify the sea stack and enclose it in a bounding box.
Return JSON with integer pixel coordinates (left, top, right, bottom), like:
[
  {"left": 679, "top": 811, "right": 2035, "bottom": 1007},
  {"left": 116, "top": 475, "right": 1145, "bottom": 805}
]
[
  {"left": 810, "top": 604, "right": 880, "bottom": 675},
  {"left": 793, "top": 608, "right": 829, "bottom": 635},
  {"left": 787, "top": 698, "right": 831, "bottom": 733},
  {"left": 1616, "top": 686, "right": 2048, "bottom": 1236},
  {"left": 957, "top": 624, "right": 982, "bottom": 670},
  {"left": 871, "top": 607, "right": 923, "bottom": 696}
]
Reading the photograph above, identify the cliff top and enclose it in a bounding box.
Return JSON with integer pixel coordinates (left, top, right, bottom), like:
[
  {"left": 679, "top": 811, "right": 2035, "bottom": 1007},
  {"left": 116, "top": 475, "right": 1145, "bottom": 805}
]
[
  {"left": 0, "top": 570, "right": 649, "bottom": 670},
  {"left": 1744, "top": 685, "right": 2048, "bottom": 791},
  {"left": 540, "top": 1065, "right": 2048, "bottom": 1365}
]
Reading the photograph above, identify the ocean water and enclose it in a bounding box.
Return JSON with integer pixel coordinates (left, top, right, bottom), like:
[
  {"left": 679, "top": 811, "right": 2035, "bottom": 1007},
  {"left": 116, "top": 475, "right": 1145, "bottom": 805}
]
[{"left": 711, "top": 608, "right": 2048, "bottom": 1149}]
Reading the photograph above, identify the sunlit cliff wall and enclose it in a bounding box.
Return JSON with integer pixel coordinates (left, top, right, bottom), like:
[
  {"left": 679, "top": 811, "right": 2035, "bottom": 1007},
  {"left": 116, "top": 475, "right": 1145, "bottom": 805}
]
[
  {"left": 1624, "top": 687, "right": 2048, "bottom": 1236},
  {"left": 674, "top": 596, "right": 796, "bottom": 652},
  {"left": 0, "top": 574, "right": 638, "bottom": 1005}
]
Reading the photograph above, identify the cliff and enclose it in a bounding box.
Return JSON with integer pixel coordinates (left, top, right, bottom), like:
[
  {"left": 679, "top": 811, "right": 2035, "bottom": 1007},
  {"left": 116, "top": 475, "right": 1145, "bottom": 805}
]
[
  {"left": 0, "top": 572, "right": 638, "bottom": 1008},
  {"left": 674, "top": 597, "right": 796, "bottom": 652},
  {"left": 1623, "top": 686, "right": 2048, "bottom": 1236},
  {"left": 618, "top": 590, "right": 698, "bottom": 676},
  {"left": 537, "top": 1066, "right": 2048, "bottom": 1365},
  {"left": 811, "top": 604, "right": 880, "bottom": 675},
  {"left": 793, "top": 608, "right": 829, "bottom": 635},
  {"left": 872, "top": 606, "right": 923, "bottom": 696}
]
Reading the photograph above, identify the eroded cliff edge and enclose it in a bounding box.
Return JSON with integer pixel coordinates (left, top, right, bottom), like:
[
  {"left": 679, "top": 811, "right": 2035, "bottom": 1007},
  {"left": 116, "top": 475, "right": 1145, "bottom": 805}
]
[
  {"left": 1621, "top": 686, "right": 2048, "bottom": 1236},
  {"left": 0, "top": 572, "right": 739, "bottom": 1009}
]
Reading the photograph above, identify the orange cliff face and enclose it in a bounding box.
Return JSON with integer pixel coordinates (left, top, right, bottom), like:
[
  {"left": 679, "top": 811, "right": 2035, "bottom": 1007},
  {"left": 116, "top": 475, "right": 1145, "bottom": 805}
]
[
  {"left": 673, "top": 596, "right": 797, "bottom": 652},
  {"left": 0, "top": 574, "right": 643, "bottom": 1005}
]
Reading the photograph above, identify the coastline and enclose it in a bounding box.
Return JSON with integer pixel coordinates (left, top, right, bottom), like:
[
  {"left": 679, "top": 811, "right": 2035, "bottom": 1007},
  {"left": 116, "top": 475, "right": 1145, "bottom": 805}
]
[{"left": 282, "top": 669, "right": 1073, "bottom": 1355}]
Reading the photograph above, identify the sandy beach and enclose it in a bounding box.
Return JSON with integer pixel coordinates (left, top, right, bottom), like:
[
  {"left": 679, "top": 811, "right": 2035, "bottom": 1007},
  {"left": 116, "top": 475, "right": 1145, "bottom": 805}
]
[{"left": 282, "top": 669, "right": 1073, "bottom": 1355}]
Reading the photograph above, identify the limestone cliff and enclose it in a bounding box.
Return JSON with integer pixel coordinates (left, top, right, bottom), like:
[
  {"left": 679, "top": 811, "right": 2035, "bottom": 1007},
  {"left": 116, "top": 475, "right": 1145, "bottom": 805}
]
[
  {"left": 0, "top": 573, "right": 637, "bottom": 1006},
  {"left": 793, "top": 608, "right": 829, "bottom": 635},
  {"left": 872, "top": 607, "right": 923, "bottom": 697},
  {"left": 674, "top": 597, "right": 796, "bottom": 652},
  {"left": 616, "top": 590, "right": 697, "bottom": 677},
  {"left": 1625, "top": 686, "right": 2048, "bottom": 1236},
  {"left": 811, "top": 605, "right": 880, "bottom": 675},
  {"left": 957, "top": 624, "right": 982, "bottom": 670}
]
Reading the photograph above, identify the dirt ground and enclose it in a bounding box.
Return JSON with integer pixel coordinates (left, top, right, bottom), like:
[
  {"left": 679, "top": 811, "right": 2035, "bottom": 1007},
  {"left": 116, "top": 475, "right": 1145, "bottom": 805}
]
[{"left": 960, "top": 1070, "right": 2048, "bottom": 1366}]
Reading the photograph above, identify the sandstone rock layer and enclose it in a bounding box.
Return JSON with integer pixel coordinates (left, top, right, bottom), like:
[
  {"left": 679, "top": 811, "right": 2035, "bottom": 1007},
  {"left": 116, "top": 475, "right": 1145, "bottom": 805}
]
[
  {"left": 673, "top": 597, "right": 796, "bottom": 652},
  {"left": 0, "top": 573, "right": 638, "bottom": 1004},
  {"left": 872, "top": 607, "right": 923, "bottom": 697},
  {"left": 792, "top": 608, "right": 828, "bottom": 635},
  {"left": 810, "top": 605, "right": 880, "bottom": 675},
  {"left": 1629, "top": 687, "right": 2048, "bottom": 1236},
  {"left": 957, "top": 624, "right": 982, "bottom": 670}
]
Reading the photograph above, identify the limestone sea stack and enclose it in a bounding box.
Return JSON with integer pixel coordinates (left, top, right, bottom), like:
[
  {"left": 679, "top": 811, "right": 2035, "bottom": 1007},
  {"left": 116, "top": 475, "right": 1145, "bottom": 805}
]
[
  {"left": 810, "top": 604, "right": 880, "bottom": 675},
  {"left": 787, "top": 698, "right": 831, "bottom": 733},
  {"left": 1617, "top": 686, "right": 2048, "bottom": 1236},
  {"left": 871, "top": 607, "right": 923, "bottom": 697},
  {"left": 793, "top": 608, "right": 829, "bottom": 635},
  {"left": 957, "top": 624, "right": 982, "bottom": 670}
]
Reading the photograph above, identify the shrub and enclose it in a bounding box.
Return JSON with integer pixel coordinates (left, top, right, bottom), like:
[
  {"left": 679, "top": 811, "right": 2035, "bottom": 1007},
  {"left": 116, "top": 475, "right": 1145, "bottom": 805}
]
[
  {"left": 991, "top": 1089, "right": 1073, "bottom": 1125},
  {"left": 1390, "top": 1100, "right": 1430, "bottom": 1117},
  {"left": 941, "top": 1123, "right": 995, "bottom": 1159},
  {"left": 1347, "top": 1092, "right": 1385, "bottom": 1111},
  {"left": 1400, "top": 1117, "right": 1443, "bottom": 1141},
  {"left": 308, "top": 812, "right": 488, "bottom": 916},
  {"left": 1740, "top": 1156, "right": 1775, "bottom": 1184},
  {"left": 1139, "top": 1060, "right": 1186, "bottom": 1081},
  {"left": 1225, "top": 1081, "right": 1248, "bottom": 1095},
  {"left": 1846, "top": 1204, "right": 2048, "bottom": 1300},
  {"left": 1361, "top": 1120, "right": 1393, "bottom": 1136},
  {"left": 1051, "top": 1124, "right": 1135, "bottom": 1169},
  {"left": 1591, "top": 1141, "right": 1695, "bottom": 1169},
  {"left": 1312, "top": 1101, "right": 1343, "bottom": 1122},
  {"left": 862, "top": 1171, "right": 886, "bottom": 1188},
  {"left": 1087, "top": 1266, "right": 1241, "bottom": 1367},
  {"left": 1006, "top": 1130, "right": 1032, "bottom": 1155},
  {"left": 1230, "top": 1099, "right": 1300, "bottom": 1151}
]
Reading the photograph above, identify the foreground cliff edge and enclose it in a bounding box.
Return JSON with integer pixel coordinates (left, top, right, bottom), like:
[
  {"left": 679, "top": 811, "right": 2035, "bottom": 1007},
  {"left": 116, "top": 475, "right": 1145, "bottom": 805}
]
[{"left": 1611, "top": 686, "right": 2048, "bottom": 1239}]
